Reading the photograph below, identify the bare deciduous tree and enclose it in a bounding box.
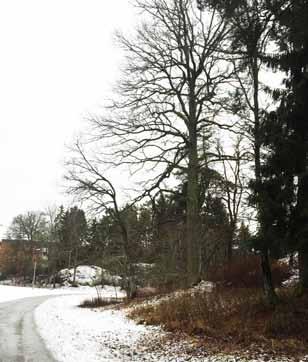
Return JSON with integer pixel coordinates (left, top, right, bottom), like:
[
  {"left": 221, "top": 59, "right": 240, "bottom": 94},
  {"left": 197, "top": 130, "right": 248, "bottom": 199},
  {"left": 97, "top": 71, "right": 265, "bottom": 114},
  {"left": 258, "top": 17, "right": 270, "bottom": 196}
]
[
  {"left": 66, "top": 143, "right": 137, "bottom": 297},
  {"left": 216, "top": 136, "right": 249, "bottom": 262},
  {"left": 7, "top": 211, "right": 47, "bottom": 242},
  {"left": 78, "top": 0, "right": 234, "bottom": 284}
]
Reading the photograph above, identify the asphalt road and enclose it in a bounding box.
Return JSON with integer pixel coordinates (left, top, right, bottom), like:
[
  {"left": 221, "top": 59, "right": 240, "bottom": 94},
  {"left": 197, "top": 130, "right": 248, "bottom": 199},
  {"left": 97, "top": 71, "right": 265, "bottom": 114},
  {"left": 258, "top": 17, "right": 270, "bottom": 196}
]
[{"left": 0, "top": 296, "right": 56, "bottom": 362}]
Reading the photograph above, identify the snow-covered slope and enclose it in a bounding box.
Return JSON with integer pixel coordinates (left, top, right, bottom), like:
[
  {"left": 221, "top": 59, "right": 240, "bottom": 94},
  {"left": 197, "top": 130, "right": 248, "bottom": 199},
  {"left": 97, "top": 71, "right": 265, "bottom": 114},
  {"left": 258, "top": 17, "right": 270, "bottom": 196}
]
[
  {"left": 58, "top": 265, "right": 102, "bottom": 286},
  {"left": 35, "top": 293, "right": 159, "bottom": 362},
  {"left": 58, "top": 265, "right": 122, "bottom": 286},
  {"left": 35, "top": 290, "right": 305, "bottom": 362}
]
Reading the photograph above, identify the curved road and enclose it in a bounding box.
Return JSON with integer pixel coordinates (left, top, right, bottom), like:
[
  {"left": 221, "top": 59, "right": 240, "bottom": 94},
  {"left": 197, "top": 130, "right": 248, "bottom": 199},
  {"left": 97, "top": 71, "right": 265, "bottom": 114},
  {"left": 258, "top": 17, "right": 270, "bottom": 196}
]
[{"left": 0, "top": 296, "right": 56, "bottom": 362}]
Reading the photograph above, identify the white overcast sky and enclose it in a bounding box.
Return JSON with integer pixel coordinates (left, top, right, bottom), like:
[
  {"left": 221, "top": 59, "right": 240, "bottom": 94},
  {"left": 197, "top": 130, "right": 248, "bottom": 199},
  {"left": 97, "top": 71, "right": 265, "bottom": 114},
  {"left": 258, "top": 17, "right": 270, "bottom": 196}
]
[{"left": 0, "top": 0, "right": 136, "bottom": 236}]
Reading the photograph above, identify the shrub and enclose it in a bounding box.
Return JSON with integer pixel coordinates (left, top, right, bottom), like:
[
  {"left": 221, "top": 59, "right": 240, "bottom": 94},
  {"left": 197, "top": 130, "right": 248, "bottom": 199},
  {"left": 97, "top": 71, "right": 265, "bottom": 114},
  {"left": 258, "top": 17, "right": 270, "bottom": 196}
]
[
  {"left": 129, "top": 287, "right": 308, "bottom": 356},
  {"left": 130, "top": 288, "right": 262, "bottom": 335},
  {"left": 206, "top": 255, "right": 291, "bottom": 288},
  {"left": 79, "top": 297, "right": 121, "bottom": 308},
  {"left": 145, "top": 271, "right": 186, "bottom": 294},
  {"left": 134, "top": 287, "right": 158, "bottom": 298},
  {"left": 264, "top": 290, "right": 308, "bottom": 338}
]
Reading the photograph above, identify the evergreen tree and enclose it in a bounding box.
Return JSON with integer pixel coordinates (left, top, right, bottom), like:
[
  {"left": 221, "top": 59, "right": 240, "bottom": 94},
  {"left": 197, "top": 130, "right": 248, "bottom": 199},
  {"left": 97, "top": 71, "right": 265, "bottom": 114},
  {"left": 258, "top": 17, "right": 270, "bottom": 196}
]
[
  {"left": 203, "top": 0, "right": 279, "bottom": 303},
  {"left": 261, "top": 0, "right": 308, "bottom": 289},
  {"left": 55, "top": 206, "right": 87, "bottom": 282}
]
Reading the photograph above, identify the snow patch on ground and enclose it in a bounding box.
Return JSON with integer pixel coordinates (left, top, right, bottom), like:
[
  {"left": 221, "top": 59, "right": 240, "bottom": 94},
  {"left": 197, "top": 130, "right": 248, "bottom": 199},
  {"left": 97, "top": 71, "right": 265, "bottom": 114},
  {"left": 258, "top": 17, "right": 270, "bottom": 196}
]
[
  {"left": 35, "top": 289, "right": 305, "bottom": 362},
  {"left": 35, "top": 287, "right": 214, "bottom": 361},
  {"left": 279, "top": 254, "right": 300, "bottom": 287},
  {"left": 35, "top": 292, "right": 162, "bottom": 362},
  {"left": 3, "top": 284, "right": 306, "bottom": 361},
  {"left": 282, "top": 271, "right": 300, "bottom": 287},
  {"left": 0, "top": 284, "right": 121, "bottom": 304},
  {"left": 0, "top": 285, "right": 75, "bottom": 303}
]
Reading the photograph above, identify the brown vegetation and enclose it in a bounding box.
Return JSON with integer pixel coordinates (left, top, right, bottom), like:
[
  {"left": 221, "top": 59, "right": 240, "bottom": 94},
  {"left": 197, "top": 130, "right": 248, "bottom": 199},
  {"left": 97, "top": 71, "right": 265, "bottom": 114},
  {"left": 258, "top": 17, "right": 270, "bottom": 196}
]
[
  {"left": 0, "top": 243, "right": 34, "bottom": 279},
  {"left": 129, "top": 287, "right": 308, "bottom": 358},
  {"left": 79, "top": 297, "right": 122, "bottom": 309},
  {"left": 206, "top": 256, "right": 291, "bottom": 288},
  {"left": 134, "top": 287, "right": 158, "bottom": 299}
]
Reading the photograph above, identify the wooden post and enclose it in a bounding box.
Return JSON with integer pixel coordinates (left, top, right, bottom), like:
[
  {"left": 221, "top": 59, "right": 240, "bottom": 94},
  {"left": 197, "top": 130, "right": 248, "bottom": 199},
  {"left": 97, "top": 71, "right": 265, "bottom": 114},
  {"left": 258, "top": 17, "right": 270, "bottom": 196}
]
[
  {"left": 32, "top": 260, "right": 37, "bottom": 288},
  {"left": 32, "top": 248, "right": 40, "bottom": 288}
]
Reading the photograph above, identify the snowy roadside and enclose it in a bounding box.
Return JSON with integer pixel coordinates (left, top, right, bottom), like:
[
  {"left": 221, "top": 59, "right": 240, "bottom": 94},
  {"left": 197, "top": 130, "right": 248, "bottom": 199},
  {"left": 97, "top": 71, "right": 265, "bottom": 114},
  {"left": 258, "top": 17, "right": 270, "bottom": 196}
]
[
  {"left": 1, "top": 285, "right": 306, "bottom": 361},
  {"left": 35, "top": 293, "right": 164, "bottom": 362},
  {"left": 0, "top": 284, "right": 113, "bottom": 304},
  {"left": 34, "top": 290, "right": 306, "bottom": 362},
  {"left": 35, "top": 291, "right": 216, "bottom": 362},
  {"left": 0, "top": 285, "right": 70, "bottom": 303}
]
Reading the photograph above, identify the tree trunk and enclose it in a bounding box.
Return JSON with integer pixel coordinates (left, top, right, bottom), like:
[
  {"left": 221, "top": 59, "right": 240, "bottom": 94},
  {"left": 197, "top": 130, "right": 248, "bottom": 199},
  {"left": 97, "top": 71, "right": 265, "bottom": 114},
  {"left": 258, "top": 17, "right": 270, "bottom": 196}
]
[
  {"left": 299, "top": 246, "right": 308, "bottom": 289},
  {"left": 251, "top": 54, "right": 278, "bottom": 304},
  {"left": 53, "top": 272, "right": 56, "bottom": 289},
  {"left": 296, "top": 172, "right": 308, "bottom": 290},
  {"left": 291, "top": 142, "right": 308, "bottom": 290},
  {"left": 186, "top": 121, "right": 201, "bottom": 285},
  {"left": 261, "top": 250, "right": 278, "bottom": 305},
  {"left": 118, "top": 212, "right": 137, "bottom": 299},
  {"left": 72, "top": 248, "right": 78, "bottom": 285},
  {"left": 289, "top": 253, "right": 294, "bottom": 268},
  {"left": 298, "top": 194, "right": 308, "bottom": 291},
  {"left": 227, "top": 222, "right": 236, "bottom": 263}
]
